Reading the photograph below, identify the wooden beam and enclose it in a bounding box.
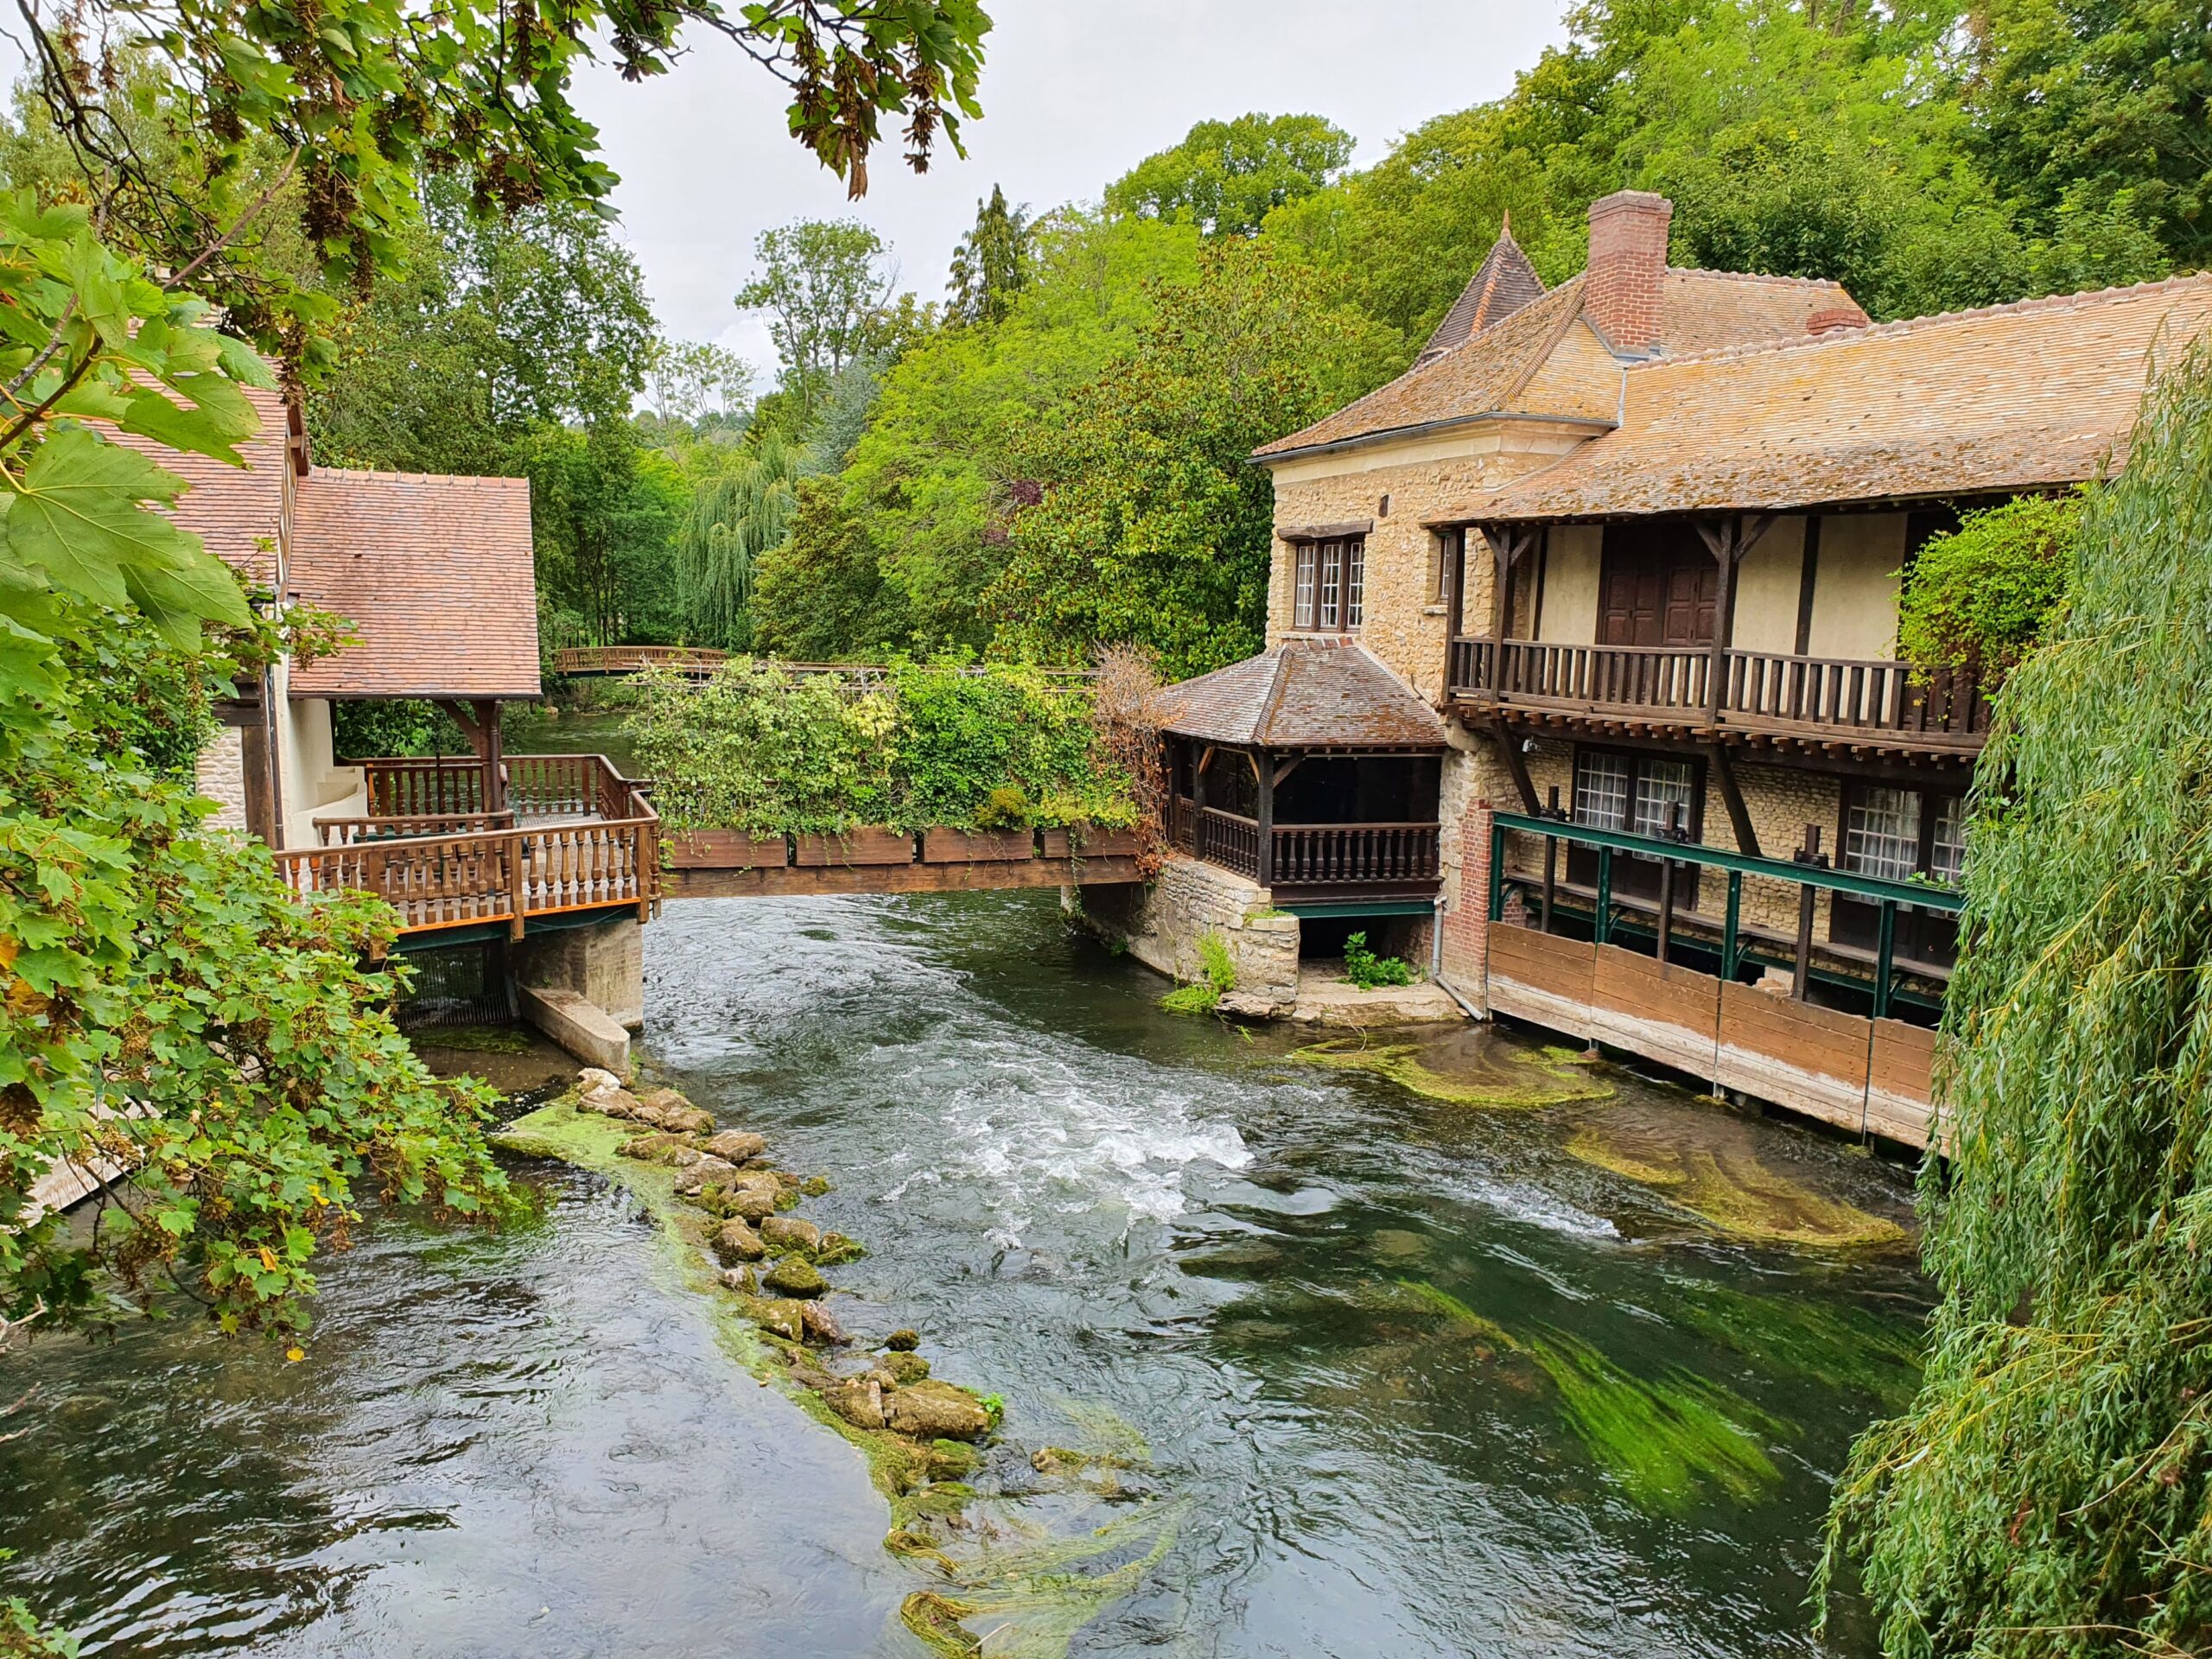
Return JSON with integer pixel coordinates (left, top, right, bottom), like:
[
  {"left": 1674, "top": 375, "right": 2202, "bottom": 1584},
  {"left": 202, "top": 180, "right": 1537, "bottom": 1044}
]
[
  {"left": 1489, "top": 721, "right": 1541, "bottom": 813},
  {"left": 1256, "top": 753, "right": 1275, "bottom": 887},
  {"left": 667, "top": 856, "right": 1145, "bottom": 899},
  {"left": 1705, "top": 742, "right": 1761, "bottom": 858}
]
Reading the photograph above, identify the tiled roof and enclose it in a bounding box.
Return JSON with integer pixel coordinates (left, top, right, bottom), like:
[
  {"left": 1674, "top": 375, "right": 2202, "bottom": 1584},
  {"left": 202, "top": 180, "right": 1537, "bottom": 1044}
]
[
  {"left": 1152, "top": 638, "right": 1448, "bottom": 749},
  {"left": 1416, "top": 228, "right": 1547, "bottom": 365},
  {"left": 285, "top": 468, "right": 542, "bottom": 700},
  {"left": 1255, "top": 278, "right": 1592, "bottom": 459},
  {"left": 1477, "top": 273, "right": 2212, "bottom": 521},
  {"left": 1256, "top": 264, "right": 1859, "bottom": 462},
  {"left": 105, "top": 385, "right": 293, "bottom": 586}
]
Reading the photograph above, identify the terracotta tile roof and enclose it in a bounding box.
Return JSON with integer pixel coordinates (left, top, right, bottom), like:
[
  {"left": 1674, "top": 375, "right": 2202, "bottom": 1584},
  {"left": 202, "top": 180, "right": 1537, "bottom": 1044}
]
[
  {"left": 1477, "top": 273, "right": 2212, "bottom": 521},
  {"left": 1255, "top": 278, "right": 1594, "bottom": 459},
  {"left": 1416, "top": 228, "right": 1547, "bottom": 365},
  {"left": 1255, "top": 264, "right": 1858, "bottom": 461},
  {"left": 285, "top": 468, "right": 542, "bottom": 700},
  {"left": 1656, "top": 269, "right": 1861, "bottom": 356},
  {"left": 1152, "top": 638, "right": 1448, "bottom": 749},
  {"left": 105, "top": 385, "right": 293, "bottom": 586}
]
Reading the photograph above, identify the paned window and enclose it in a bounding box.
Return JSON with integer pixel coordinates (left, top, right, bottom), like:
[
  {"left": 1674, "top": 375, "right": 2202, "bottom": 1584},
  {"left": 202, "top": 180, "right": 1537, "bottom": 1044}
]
[
  {"left": 1929, "top": 793, "right": 1967, "bottom": 885},
  {"left": 1631, "top": 758, "right": 1695, "bottom": 839},
  {"left": 1290, "top": 537, "right": 1367, "bottom": 632},
  {"left": 1845, "top": 786, "right": 1921, "bottom": 881},
  {"left": 1433, "top": 530, "right": 1458, "bottom": 604},
  {"left": 1573, "top": 750, "right": 1632, "bottom": 830}
]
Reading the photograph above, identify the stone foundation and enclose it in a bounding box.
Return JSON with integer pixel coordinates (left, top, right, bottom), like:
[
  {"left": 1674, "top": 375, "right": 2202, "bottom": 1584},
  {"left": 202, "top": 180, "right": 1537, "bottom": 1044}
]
[
  {"left": 1077, "top": 855, "right": 1300, "bottom": 1017},
  {"left": 516, "top": 914, "right": 645, "bottom": 1031}
]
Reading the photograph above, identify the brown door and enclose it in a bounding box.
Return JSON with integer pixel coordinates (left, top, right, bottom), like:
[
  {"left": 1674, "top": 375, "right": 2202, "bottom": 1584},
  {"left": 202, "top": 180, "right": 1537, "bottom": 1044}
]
[{"left": 1599, "top": 528, "right": 1718, "bottom": 647}]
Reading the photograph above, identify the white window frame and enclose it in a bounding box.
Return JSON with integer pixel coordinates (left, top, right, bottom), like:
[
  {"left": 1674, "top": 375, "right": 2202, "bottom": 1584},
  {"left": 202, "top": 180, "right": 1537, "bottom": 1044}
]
[{"left": 1293, "top": 544, "right": 1317, "bottom": 629}]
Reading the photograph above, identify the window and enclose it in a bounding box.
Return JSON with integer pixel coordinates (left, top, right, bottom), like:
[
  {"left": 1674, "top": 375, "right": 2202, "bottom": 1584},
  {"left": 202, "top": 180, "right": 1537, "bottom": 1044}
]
[
  {"left": 1572, "top": 751, "right": 1632, "bottom": 830},
  {"left": 1929, "top": 793, "right": 1967, "bottom": 885},
  {"left": 1433, "top": 531, "right": 1457, "bottom": 604},
  {"left": 1290, "top": 537, "right": 1367, "bottom": 632},
  {"left": 1632, "top": 758, "right": 1695, "bottom": 839},
  {"left": 1845, "top": 786, "right": 1922, "bottom": 882}
]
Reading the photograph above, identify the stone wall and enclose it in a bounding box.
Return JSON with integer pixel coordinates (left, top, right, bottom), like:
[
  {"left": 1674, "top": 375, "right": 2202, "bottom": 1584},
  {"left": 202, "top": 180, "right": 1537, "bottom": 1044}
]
[
  {"left": 517, "top": 914, "right": 645, "bottom": 1031},
  {"left": 194, "top": 725, "right": 249, "bottom": 833},
  {"left": 1077, "top": 855, "right": 1300, "bottom": 1016}
]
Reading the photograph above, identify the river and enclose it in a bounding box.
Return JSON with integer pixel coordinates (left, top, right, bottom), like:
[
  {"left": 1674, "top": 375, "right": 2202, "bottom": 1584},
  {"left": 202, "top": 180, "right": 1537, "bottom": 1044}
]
[{"left": 0, "top": 891, "right": 1925, "bottom": 1656}]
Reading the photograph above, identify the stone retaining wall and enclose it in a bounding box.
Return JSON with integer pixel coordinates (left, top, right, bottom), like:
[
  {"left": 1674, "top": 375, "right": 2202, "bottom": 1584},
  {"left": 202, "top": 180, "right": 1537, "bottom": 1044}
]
[{"left": 1077, "top": 855, "right": 1301, "bottom": 1017}]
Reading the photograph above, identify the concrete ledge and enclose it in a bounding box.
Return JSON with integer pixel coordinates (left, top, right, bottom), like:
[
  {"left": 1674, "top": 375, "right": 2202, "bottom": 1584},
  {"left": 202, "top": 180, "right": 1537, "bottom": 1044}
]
[
  {"left": 1290, "top": 969, "right": 1468, "bottom": 1028},
  {"left": 519, "top": 985, "right": 631, "bottom": 1076}
]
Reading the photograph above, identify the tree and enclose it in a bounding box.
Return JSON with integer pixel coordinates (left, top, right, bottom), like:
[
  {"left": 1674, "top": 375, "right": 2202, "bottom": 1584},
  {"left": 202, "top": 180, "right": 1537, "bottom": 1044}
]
[
  {"left": 677, "top": 433, "right": 806, "bottom": 650},
  {"left": 1897, "top": 491, "right": 2082, "bottom": 676},
  {"left": 309, "top": 175, "right": 660, "bottom": 476},
  {"left": 735, "top": 219, "right": 905, "bottom": 416},
  {"left": 990, "top": 240, "right": 1397, "bottom": 677},
  {"left": 1106, "top": 112, "right": 1355, "bottom": 238},
  {"left": 645, "top": 340, "right": 757, "bottom": 429},
  {"left": 1821, "top": 345, "right": 2212, "bottom": 1659},
  {"left": 8, "top": 0, "right": 990, "bottom": 362},
  {"left": 947, "top": 185, "right": 1033, "bottom": 324},
  {"left": 524, "top": 423, "right": 689, "bottom": 648},
  {"left": 751, "top": 479, "right": 914, "bottom": 660}
]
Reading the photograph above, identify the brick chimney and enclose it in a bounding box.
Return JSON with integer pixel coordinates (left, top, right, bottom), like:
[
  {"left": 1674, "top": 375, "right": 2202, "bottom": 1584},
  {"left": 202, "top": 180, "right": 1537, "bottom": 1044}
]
[{"left": 1584, "top": 190, "right": 1673, "bottom": 357}]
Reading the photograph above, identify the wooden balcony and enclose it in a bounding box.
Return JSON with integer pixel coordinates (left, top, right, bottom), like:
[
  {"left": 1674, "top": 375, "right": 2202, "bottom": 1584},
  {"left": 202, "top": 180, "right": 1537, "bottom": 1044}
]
[
  {"left": 1179, "top": 798, "right": 1441, "bottom": 901},
  {"left": 280, "top": 753, "right": 658, "bottom": 945},
  {"left": 1447, "top": 638, "right": 1989, "bottom": 754}
]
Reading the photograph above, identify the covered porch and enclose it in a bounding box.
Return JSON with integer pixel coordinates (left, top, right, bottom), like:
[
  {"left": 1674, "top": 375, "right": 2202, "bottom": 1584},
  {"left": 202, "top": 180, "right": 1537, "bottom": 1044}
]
[{"left": 1153, "top": 639, "right": 1448, "bottom": 910}]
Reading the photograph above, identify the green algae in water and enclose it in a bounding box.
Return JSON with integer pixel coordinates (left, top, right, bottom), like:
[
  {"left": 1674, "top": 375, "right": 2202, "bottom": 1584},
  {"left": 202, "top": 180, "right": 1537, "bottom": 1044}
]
[
  {"left": 1395, "top": 1279, "right": 1781, "bottom": 1516},
  {"left": 1673, "top": 1280, "right": 1925, "bottom": 1409},
  {"left": 1566, "top": 1125, "right": 1908, "bottom": 1250},
  {"left": 495, "top": 1099, "right": 1174, "bottom": 1659},
  {"left": 1294, "top": 1028, "right": 1613, "bottom": 1109},
  {"left": 415, "top": 1023, "right": 536, "bottom": 1053}
]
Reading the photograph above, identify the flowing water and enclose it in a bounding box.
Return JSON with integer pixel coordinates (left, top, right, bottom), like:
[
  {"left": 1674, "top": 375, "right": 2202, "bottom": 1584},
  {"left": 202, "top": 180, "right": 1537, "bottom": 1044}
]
[{"left": 0, "top": 892, "right": 1927, "bottom": 1656}]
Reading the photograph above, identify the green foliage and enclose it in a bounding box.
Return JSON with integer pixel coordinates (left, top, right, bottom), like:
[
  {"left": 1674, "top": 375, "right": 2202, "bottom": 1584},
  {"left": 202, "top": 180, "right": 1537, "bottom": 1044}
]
[
  {"left": 1107, "top": 112, "right": 1355, "bottom": 238},
  {"left": 1161, "top": 932, "right": 1236, "bottom": 1016},
  {"left": 523, "top": 425, "right": 689, "bottom": 648},
  {"left": 1896, "top": 491, "right": 2082, "bottom": 676},
  {"left": 1, "top": 607, "right": 520, "bottom": 1338},
  {"left": 1, "top": 1592, "right": 75, "bottom": 1657},
  {"left": 737, "top": 219, "right": 914, "bottom": 419},
  {"left": 947, "top": 185, "right": 1033, "bottom": 326},
  {"left": 750, "top": 479, "right": 916, "bottom": 661},
  {"left": 678, "top": 433, "right": 806, "bottom": 651},
  {"left": 1342, "top": 932, "right": 1415, "bottom": 990},
  {"left": 328, "top": 698, "right": 466, "bottom": 761},
  {"left": 991, "top": 240, "right": 1398, "bottom": 678},
  {"left": 1198, "top": 933, "right": 1237, "bottom": 993},
  {"left": 1821, "top": 346, "right": 2212, "bottom": 1656},
  {"left": 625, "top": 658, "right": 1137, "bottom": 836}
]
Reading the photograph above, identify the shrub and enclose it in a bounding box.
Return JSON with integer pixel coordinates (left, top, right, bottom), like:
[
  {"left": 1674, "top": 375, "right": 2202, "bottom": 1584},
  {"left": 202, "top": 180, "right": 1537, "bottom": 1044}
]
[
  {"left": 1344, "top": 931, "right": 1414, "bottom": 990},
  {"left": 1160, "top": 931, "right": 1236, "bottom": 1015},
  {"left": 1897, "top": 491, "right": 2082, "bottom": 677}
]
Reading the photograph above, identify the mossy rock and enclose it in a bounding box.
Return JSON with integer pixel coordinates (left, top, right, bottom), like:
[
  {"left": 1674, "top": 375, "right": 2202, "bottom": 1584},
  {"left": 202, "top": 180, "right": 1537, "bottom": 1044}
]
[
  {"left": 764, "top": 1256, "right": 828, "bottom": 1299},
  {"left": 886, "top": 1328, "right": 921, "bottom": 1351},
  {"left": 883, "top": 1350, "right": 931, "bottom": 1384},
  {"left": 816, "top": 1231, "right": 867, "bottom": 1265}
]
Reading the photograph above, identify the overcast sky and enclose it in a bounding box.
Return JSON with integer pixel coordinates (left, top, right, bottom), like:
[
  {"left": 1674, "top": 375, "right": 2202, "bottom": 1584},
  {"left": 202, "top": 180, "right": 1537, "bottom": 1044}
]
[{"left": 570, "top": 2, "right": 1569, "bottom": 377}]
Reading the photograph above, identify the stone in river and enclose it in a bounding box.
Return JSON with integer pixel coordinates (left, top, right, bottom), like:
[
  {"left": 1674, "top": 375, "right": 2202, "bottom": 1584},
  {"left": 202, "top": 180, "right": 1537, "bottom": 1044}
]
[
  {"left": 885, "top": 1381, "right": 992, "bottom": 1441},
  {"left": 751, "top": 1298, "right": 805, "bottom": 1342},
  {"left": 823, "top": 1376, "right": 885, "bottom": 1430},
  {"left": 763, "top": 1257, "right": 828, "bottom": 1300},
  {"left": 712, "top": 1217, "right": 766, "bottom": 1264},
  {"left": 885, "top": 1328, "right": 921, "bottom": 1352},
  {"left": 617, "top": 1131, "right": 694, "bottom": 1163},
  {"left": 576, "top": 1067, "right": 622, "bottom": 1094},
  {"left": 760, "top": 1215, "right": 821, "bottom": 1255},
  {"left": 799, "top": 1301, "right": 848, "bottom": 1346},
  {"left": 815, "top": 1232, "right": 867, "bottom": 1265},
  {"left": 882, "top": 1351, "right": 931, "bottom": 1384},
  {"left": 704, "top": 1129, "right": 768, "bottom": 1164},
  {"left": 714, "top": 1178, "right": 781, "bottom": 1223},
  {"left": 673, "top": 1155, "right": 740, "bottom": 1195},
  {"left": 580, "top": 1087, "right": 643, "bottom": 1119},
  {"left": 718, "top": 1266, "right": 759, "bottom": 1294}
]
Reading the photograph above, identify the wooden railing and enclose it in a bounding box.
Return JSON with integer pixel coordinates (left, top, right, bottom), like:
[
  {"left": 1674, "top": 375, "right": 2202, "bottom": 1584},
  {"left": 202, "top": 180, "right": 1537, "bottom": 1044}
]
[
  {"left": 1447, "top": 637, "right": 1989, "bottom": 747},
  {"left": 279, "top": 753, "right": 658, "bottom": 939},
  {"left": 1718, "top": 650, "right": 1989, "bottom": 741},
  {"left": 1271, "top": 822, "right": 1440, "bottom": 887},
  {"left": 360, "top": 755, "right": 493, "bottom": 817},
  {"left": 1169, "top": 793, "right": 1198, "bottom": 853},
  {"left": 554, "top": 645, "right": 728, "bottom": 676},
  {"left": 315, "top": 811, "right": 516, "bottom": 846},
  {"left": 1194, "top": 807, "right": 1262, "bottom": 877}
]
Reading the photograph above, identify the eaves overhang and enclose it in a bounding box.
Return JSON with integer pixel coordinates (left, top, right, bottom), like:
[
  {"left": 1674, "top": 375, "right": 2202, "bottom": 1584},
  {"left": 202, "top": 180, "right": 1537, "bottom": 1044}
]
[{"left": 1249, "top": 409, "right": 1618, "bottom": 468}]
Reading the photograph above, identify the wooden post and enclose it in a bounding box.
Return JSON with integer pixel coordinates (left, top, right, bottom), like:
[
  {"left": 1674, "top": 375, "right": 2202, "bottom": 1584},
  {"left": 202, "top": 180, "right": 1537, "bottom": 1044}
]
[
  {"left": 1695, "top": 515, "right": 1777, "bottom": 728},
  {"left": 1656, "top": 802, "right": 1678, "bottom": 964},
  {"left": 1792, "top": 823, "right": 1822, "bottom": 1001},
  {"left": 1256, "top": 750, "right": 1275, "bottom": 888},
  {"left": 1540, "top": 785, "right": 1559, "bottom": 934}
]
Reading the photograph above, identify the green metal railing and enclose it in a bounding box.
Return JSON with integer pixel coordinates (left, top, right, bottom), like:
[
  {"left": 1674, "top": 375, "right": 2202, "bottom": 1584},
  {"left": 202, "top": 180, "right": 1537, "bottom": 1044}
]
[{"left": 1488, "top": 810, "right": 1964, "bottom": 1020}]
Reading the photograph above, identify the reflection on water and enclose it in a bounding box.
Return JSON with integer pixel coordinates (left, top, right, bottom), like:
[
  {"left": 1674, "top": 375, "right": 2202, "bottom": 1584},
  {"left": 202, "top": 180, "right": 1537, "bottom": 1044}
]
[{"left": 0, "top": 892, "right": 1926, "bottom": 1656}]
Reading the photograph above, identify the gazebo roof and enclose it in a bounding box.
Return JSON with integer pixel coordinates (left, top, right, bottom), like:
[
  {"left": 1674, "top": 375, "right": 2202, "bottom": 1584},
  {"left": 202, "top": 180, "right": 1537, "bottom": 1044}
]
[{"left": 1151, "top": 638, "right": 1448, "bottom": 750}]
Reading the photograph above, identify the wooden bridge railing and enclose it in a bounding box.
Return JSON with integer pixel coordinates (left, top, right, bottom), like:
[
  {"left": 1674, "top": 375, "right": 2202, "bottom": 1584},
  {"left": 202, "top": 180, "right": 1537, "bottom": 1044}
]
[
  {"left": 281, "top": 753, "right": 658, "bottom": 938},
  {"left": 554, "top": 645, "right": 729, "bottom": 676},
  {"left": 1271, "top": 821, "right": 1441, "bottom": 887}
]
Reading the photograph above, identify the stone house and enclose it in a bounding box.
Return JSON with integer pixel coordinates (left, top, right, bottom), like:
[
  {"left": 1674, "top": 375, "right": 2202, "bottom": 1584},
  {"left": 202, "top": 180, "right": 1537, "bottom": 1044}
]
[{"left": 1128, "top": 189, "right": 2212, "bottom": 1147}]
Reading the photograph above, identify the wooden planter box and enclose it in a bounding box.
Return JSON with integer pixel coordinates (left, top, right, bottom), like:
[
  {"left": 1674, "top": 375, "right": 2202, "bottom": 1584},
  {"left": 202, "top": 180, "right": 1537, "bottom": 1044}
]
[
  {"left": 794, "top": 828, "right": 916, "bottom": 867},
  {"left": 1040, "top": 826, "right": 1141, "bottom": 860},
  {"left": 668, "top": 829, "right": 789, "bottom": 870},
  {"left": 922, "top": 829, "right": 1036, "bottom": 864}
]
